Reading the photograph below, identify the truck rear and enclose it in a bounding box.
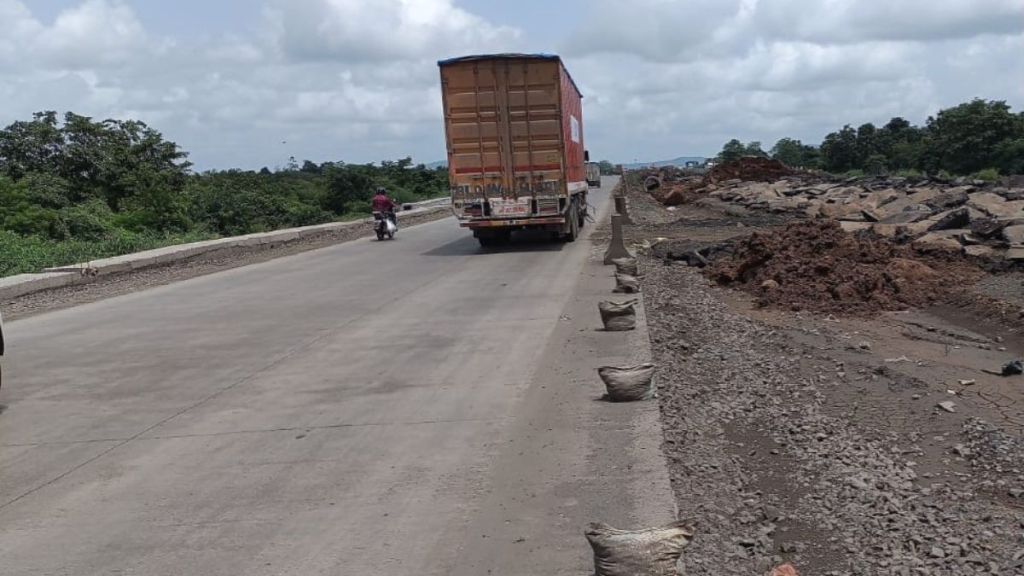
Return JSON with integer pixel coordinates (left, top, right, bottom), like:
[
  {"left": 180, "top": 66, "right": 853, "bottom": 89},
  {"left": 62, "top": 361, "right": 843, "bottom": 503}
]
[
  {"left": 585, "top": 162, "right": 601, "bottom": 187},
  {"left": 438, "top": 54, "right": 588, "bottom": 246}
]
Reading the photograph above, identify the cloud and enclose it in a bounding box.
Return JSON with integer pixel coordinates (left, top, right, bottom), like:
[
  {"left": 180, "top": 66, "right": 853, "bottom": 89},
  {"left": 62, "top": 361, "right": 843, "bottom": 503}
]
[
  {"left": 267, "top": 0, "right": 522, "bottom": 62},
  {"left": 0, "top": 0, "right": 150, "bottom": 71},
  {"left": 754, "top": 0, "right": 1024, "bottom": 44},
  {"left": 566, "top": 0, "right": 1024, "bottom": 62},
  {"left": 0, "top": 0, "right": 526, "bottom": 169},
  {"left": 565, "top": 0, "right": 746, "bottom": 63},
  {"left": 36, "top": 0, "right": 148, "bottom": 68},
  {"left": 0, "top": 0, "right": 1021, "bottom": 170}
]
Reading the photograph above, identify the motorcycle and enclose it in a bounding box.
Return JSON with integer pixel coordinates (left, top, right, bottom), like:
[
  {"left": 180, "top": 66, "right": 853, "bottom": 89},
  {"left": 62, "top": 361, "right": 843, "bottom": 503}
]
[{"left": 373, "top": 211, "right": 397, "bottom": 241}]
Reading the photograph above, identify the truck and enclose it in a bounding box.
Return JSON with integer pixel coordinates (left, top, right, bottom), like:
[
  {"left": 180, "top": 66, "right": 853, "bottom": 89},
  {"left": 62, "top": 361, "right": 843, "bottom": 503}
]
[
  {"left": 585, "top": 162, "right": 601, "bottom": 187},
  {"left": 438, "top": 54, "right": 589, "bottom": 246}
]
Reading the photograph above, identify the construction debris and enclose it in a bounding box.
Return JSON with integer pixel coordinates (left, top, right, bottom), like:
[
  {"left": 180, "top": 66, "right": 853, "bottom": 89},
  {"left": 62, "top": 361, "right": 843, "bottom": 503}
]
[
  {"left": 983, "top": 359, "right": 1024, "bottom": 376},
  {"left": 638, "top": 161, "right": 1024, "bottom": 264},
  {"left": 707, "top": 220, "right": 983, "bottom": 313}
]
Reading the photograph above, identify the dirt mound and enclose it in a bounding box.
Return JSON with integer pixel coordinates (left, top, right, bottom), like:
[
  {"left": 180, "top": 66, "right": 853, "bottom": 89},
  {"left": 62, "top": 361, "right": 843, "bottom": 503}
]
[
  {"left": 707, "top": 157, "right": 795, "bottom": 184},
  {"left": 707, "top": 220, "right": 982, "bottom": 313}
]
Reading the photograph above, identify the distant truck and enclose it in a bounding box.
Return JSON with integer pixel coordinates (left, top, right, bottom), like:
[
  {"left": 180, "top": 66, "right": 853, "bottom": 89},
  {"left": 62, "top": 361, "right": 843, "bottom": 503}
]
[
  {"left": 438, "top": 54, "right": 589, "bottom": 246},
  {"left": 585, "top": 162, "right": 601, "bottom": 187}
]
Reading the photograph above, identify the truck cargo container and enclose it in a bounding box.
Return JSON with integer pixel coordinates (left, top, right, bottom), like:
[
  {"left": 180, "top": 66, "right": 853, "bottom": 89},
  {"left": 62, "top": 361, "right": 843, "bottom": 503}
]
[
  {"left": 438, "top": 54, "right": 588, "bottom": 246},
  {"left": 585, "top": 162, "right": 601, "bottom": 187}
]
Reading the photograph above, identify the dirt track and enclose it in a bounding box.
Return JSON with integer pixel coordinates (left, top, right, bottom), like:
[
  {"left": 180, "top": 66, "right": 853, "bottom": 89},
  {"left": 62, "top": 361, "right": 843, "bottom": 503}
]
[{"left": 624, "top": 183, "right": 1024, "bottom": 574}]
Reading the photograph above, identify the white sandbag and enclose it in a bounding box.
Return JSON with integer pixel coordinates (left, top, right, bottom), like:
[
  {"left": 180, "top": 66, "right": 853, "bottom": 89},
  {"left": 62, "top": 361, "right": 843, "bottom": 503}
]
[
  {"left": 612, "top": 257, "right": 638, "bottom": 277},
  {"left": 599, "top": 300, "right": 637, "bottom": 331},
  {"left": 613, "top": 273, "right": 640, "bottom": 294},
  {"left": 385, "top": 220, "right": 397, "bottom": 234},
  {"left": 586, "top": 521, "right": 694, "bottom": 576},
  {"left": 598, "top": 364, "right": 656, "bottom": 402}
]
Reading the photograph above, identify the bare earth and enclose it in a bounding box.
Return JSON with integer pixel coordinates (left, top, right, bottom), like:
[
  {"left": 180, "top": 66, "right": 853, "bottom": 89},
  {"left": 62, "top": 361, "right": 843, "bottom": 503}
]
[{"left": 623, "top": 183, "right": 1024, "bottom": 574}]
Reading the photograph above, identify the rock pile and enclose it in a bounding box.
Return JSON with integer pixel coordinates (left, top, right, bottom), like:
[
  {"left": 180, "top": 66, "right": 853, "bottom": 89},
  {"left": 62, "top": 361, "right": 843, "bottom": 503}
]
[
  {"left": 706, "top": 157, "right": 795, "bottom": 184},
  {"left": 640, "top": 161, "right": 1024, "bottom": 264},
  {"left": 707, "top": 220, "right": 983, "bottom": 313},
  {"left": 642, "top": 158, "right": 795, "bottom": 207}
]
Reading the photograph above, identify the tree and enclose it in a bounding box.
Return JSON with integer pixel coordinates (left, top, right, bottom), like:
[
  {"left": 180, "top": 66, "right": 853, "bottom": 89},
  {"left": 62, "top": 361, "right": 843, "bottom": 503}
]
[
  {"left": 923, "top": 99, "right": 1024, "bottom": 174},
  {"left": 597, "top": 160, "right": 614, "bottom": 175},
  {"left": 770, "top": 138, "right": 804, "bottom": 167},
  {"left": 864, "top": 154, "right": 888, "bottom": 176},
  {"left": 0, "top": 111, "right": 191, "bottom": 211},
  {"left": 743, "top": 141, "right": 768, "bottom": 158},
  {"left": 717, "top": 139, "right": 746, "bottom": 163},
  {"left": 0, "top": 111, "right": 63, "bottom": 180},
  {"left": 820, "top": 125, "right": 861, "bottom": 172},
  {"left": 800, "top": 144, "right": 822, "bottom": 169},
  {"left": 323, "top": 165, "right": 374, "bottom": 214},
  {"left": 856, "top": 123, "right": 881, "bottom": 160}
]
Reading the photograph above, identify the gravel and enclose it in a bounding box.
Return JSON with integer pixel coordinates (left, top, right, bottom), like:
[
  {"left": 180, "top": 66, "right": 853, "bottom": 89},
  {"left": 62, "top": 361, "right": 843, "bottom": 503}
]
[{"left": 643, "top": 262, "right": 1024, "bottom": 574}]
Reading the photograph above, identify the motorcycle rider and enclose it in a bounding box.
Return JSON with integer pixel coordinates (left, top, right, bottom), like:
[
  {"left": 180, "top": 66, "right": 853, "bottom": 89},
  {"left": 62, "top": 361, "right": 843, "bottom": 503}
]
[{"left": 371, "top": 187, "right": 397, "bottom": 226}]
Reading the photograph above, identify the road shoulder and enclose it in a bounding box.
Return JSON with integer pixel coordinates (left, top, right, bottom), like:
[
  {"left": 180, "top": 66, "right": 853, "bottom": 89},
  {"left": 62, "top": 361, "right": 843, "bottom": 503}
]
[{"left": 444, "top": 196, "right": 677, "bottom": 575}]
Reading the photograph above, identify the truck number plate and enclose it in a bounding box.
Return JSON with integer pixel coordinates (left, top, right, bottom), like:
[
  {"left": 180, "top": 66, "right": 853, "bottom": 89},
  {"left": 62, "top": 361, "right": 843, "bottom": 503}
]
[{"left": 492, "top": 200, "right": 530, "bottom": 216}]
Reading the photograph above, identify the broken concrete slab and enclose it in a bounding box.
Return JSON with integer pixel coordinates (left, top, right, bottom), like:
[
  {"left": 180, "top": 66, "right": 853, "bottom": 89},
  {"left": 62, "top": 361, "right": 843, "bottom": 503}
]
[
  {"left": 968, "top": 192, "right": 1009, "bottom": 217},
  {"left": 1003, "top": 225, "right": 1024, "bottom": 245},
  {"left": 913, "top": 233, "right": 963, "bottom": 252},
  {"left": 927, "top": 207, "right": 971, "bottom": 231},
  {"left": 871, "top": 223, "right": 899, "bottom": 238},
  {"left": 971, "top": 218, "right": 1010, "bottom": 238},
  {"left": 820, "top": 203, "right": 864, "bottom": 219},
  {"left": 926, "top": 188, "right": 970, "bottom": 210},
  {"left": 964, "top": 245, "right": 995, "bottom": 259},
  {"left": 840, "top": 222, "right": 873, "bottom": 233},
  {"left": 865, "top": 188, "right": 901, "bottom": 208},
  {"left": 880, "top": 188, "right": 940, "bottom": 217},
  {"left": 861, "top": 207, "right": 885, "bottom": 222},
  {"left": 880, "top": 207, "right": 933, "bottom": 224}
]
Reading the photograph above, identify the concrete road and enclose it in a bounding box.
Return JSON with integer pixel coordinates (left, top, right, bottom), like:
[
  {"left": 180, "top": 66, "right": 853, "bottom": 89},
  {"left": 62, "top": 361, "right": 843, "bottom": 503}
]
[{"left": 0, "top": 177, "right": 675, "bottom": 575}]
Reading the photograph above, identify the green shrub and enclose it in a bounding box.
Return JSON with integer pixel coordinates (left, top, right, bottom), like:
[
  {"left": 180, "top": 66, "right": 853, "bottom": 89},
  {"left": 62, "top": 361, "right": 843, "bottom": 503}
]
[
  {"left": 972, "top": 168, "right": 1000, "bottom": 182},
  {"left": 0, "top": 109, "right": 450, "bottom": 276},
  {"left": 0, "top": 229, "right": 214, "bottom": 277},
  {"left": 57, "top": 199, "right": 115, "bottom": 241},
  {"left": 864, "top": 154, "right": 888, "bottom": 176},
  {"left": 894, "top": 168, "right": 924, "bottom": 178}
]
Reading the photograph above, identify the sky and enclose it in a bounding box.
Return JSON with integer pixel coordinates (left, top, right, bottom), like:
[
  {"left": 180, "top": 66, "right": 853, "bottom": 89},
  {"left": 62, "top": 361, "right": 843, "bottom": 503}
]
[{"left": 1, "top": 0, "right": 1022, "bottom": 170}]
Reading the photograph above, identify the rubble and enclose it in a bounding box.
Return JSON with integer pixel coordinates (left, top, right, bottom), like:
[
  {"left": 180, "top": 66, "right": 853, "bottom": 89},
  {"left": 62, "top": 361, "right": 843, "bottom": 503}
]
[
  {"left": 707, "top": 220, "right": 983, "bottom": 313},
  {"left": 706, "top": 157, "right": 795, "bottom": 184},
  {"left": 637, "top": 161, "right": 1024, "bottom": 265}
]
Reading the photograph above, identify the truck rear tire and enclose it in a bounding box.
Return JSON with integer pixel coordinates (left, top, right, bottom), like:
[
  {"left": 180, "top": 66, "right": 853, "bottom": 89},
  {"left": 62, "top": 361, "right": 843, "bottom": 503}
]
[{"left": 564, "top": 200, "right": 580, "bottom": 242}]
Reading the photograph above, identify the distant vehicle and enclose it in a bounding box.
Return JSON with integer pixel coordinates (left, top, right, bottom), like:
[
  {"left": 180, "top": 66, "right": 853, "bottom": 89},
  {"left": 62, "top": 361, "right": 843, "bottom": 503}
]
[
  {"left": 438, "top": 53, "right": 588, "bottom": 246},
  {"left": 585, "top": 161, "right": 601, "bottom": 187}
]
